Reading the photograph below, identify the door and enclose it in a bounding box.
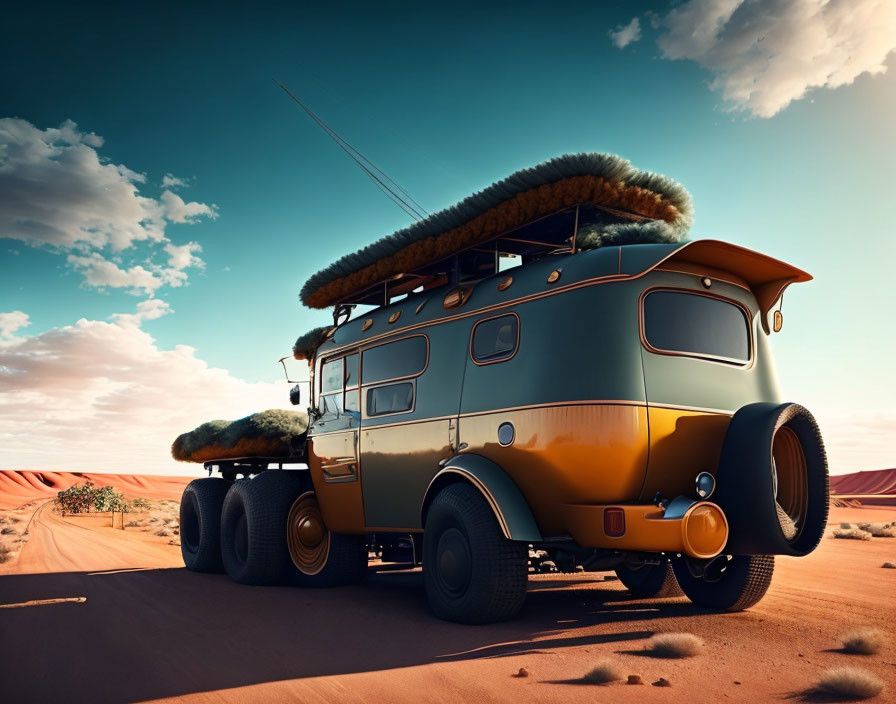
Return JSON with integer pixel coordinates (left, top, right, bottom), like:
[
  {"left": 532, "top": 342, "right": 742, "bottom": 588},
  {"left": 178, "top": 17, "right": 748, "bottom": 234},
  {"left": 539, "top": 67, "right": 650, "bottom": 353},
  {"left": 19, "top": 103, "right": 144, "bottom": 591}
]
[{"left": 307, "top": 352, "right": 365, "bottom": 532}]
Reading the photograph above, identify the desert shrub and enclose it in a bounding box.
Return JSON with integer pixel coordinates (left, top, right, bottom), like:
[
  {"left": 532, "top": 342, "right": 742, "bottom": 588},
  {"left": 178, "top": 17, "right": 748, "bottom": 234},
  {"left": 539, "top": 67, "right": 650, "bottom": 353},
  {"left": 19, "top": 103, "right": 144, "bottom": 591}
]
[
  {"left": 93, "top": 486, "right": 127, "bottom": 512},
  {"left": 842, "top": 629, "right": 885, "bottom": 655},
  {"left": 0, "top": 544, "right": 10, "bottom": 563},
  {"left": 55, "top": 482, "right": 137, "bottom": 513},
  {"left": 1, "top": 527, "right": 16, "bottom": 535},
  {"left": 648, "top": 633, "right": 704, "bottom": 658},
  {"left": 813, "top": 667, "right": 884, "bottom": 700},
  {"left": 56, "top": 482, "right": 98, "bottom": 513},
  {"left": 154, "top": 528, "right": 170, "bottom": 537},
  {"left": 882, "top": 562, "right": 896, "bottom": 569},
  {"left": 840, "top": 522, "right": 853, "bottom": 529},
  {"left": 126, "top": 521, "right": 139, "bottom": 527},
  {"left": 131, "top": 497, "right": 151, "bottom": 510},
  {"left": 833, "top": 528, "right": 872, "bottom": 541},
  {"left": 582, "top": 660, "right": 622, "bottom": 684}
]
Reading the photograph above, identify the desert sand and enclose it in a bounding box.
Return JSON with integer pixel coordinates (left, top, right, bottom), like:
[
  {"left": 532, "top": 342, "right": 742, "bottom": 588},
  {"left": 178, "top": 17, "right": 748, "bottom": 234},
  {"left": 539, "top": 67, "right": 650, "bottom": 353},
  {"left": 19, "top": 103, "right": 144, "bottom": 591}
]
[{"left": 0, "top": 471, "right": 893, "bottom": 704}]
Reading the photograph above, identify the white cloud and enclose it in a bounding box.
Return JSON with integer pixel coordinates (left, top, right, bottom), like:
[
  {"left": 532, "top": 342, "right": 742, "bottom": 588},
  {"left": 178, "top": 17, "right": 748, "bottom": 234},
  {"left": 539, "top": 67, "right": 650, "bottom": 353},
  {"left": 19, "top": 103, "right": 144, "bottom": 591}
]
[
  {"left": 164, "top": 241, "right": 204, "bottom": 271},
  {"left": 0, "top": 117, "right": 217, "bottom": 291},
  {"left": 160, "top": 190, "right": 218, "bottom": 224},
  {"left": 0, "top": 311, "right": 29, "bottom": 340},
  {"left": 161, "top": 173, "right": 189, "bottom": 190},
  {"left": 0, "top": 305, "right": 294, "bottom": 474},
  {"left": 653, "top": 0, "right": 896, "bottom": 117},
  {"left": 110, "top": 299, "right": 172, "bottom": 327},
  {"left": 609, "top": 17, "right": 642, "bottom": 49},
  {"left": 67, "top": 252, "right": 165, "bottom": 295}
]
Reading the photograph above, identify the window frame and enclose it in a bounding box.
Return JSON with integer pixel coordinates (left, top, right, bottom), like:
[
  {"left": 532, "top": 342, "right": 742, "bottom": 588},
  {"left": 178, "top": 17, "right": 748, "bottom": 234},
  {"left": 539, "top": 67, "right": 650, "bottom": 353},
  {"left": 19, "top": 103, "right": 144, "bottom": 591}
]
[
  {"left": 364, "top": 379, "right": 417, "bottom": 418},
  {"left": 360, "top": 333, "right": 430, "bottom": 386},
  {"left": 639, "top": 287, "right": 754, "bottom": 367},
  {"left": 317, "top": 350, "right": 361, "bottom": 418},
  {"left": 359, "top": 333, "right": 429, "bottom": 420},
  {"left": 469, "top": 312, "right": 520, "bottom": 366}
]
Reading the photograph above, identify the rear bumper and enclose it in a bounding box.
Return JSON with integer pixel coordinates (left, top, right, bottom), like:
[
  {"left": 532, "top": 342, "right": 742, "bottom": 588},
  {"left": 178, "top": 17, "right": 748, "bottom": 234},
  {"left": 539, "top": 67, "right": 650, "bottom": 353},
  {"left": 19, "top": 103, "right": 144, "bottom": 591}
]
[{"left": 562, "top": 501, "right": 729, "bottom": 559}]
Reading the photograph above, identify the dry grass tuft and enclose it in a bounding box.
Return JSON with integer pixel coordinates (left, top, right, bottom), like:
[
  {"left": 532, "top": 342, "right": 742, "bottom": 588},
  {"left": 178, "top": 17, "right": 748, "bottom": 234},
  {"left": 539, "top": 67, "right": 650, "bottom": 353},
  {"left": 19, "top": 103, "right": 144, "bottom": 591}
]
[
  {"left": 840, "top": 522, "right": 854, "bottom": 529},
  {"left": 582, "top": 660, "right": 623, "bottom": 684},
  {"left": 842, "top": 629, "right": 885, "bottom": 655},
  {"left": 813, "top": 667, "right": 884, "bottom": 700},
  {"left": 833, "top": 529, "right": 872, "bottom": 541},
  {"left": 648, "top": 633, "right": 704, "bottom": 658},
  {"left": 0, "top": 544, "right": 10, "bottom": 564},
  {"left": 882, "top": 562, "right": 896, "bottom": 569}
]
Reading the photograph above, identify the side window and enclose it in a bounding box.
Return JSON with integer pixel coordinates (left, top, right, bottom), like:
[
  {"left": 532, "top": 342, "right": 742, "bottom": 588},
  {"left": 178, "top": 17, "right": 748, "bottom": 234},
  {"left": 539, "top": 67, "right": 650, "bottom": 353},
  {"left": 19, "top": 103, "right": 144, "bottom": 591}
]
[
  {"left": 344, "top": 353, "right": 360, "bottom": 414},
  {"left": 471, "top": 314, "right": 519, "bottom": 364},
  {"left": 362, "top": 336, "right": 427, "bottom": 384},
  {"left": 643, "top": 290, "right": 751, "bottom": 364},
  {"left": 318, "top": 354, "right": 360, "bottom": 418},
  {"left": 320, "top": 357, "right": 344, "bottom": 393},
  {"left": 367, "top": 382, "right": 414, "bottom": 417},
  {"left": 361, "top": 335, "right": 427, "bottom": 418}
]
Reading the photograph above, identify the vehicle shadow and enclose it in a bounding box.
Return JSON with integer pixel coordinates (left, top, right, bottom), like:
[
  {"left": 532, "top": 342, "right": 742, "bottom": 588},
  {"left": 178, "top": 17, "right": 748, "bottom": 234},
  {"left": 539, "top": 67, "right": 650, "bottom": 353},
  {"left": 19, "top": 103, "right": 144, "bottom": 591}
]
[{"left": 0, "top": 565, "right": 705, "bottom": 704}]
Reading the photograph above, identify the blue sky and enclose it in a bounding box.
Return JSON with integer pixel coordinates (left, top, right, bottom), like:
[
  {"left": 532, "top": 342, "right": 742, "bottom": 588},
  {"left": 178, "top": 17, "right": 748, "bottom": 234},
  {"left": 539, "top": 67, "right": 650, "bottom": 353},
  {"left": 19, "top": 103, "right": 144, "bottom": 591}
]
[{"left": 1, "top": 1, "right": 894, "bottom": 474}]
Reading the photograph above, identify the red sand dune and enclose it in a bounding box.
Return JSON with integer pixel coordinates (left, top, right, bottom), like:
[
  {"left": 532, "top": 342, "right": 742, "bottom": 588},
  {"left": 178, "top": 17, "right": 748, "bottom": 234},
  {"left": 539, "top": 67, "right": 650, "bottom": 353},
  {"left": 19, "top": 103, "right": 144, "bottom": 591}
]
[
  {"left": 831, "top": 467, "right": 896, "bottom": 495},
  {"left": 0, "top": 470, "right": 194, "bottom": 509},
  {"left": 830, "top": 467, "right": 896, "bottom": 507}
]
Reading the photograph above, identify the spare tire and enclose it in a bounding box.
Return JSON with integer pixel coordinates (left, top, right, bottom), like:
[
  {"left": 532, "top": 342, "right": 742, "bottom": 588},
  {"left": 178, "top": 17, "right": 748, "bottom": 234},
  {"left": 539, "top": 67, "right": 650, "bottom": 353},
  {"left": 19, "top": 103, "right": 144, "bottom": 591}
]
[{"left": 714, "top": 402, "right": 828, "bottom": 557}]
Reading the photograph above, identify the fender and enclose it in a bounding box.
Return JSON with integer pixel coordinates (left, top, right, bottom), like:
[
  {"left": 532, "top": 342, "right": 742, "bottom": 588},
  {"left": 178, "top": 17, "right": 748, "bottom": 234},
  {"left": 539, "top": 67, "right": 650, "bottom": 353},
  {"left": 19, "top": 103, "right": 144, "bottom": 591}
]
[{"left": 421, "top": 454, "right": 543, "bottom": 543}]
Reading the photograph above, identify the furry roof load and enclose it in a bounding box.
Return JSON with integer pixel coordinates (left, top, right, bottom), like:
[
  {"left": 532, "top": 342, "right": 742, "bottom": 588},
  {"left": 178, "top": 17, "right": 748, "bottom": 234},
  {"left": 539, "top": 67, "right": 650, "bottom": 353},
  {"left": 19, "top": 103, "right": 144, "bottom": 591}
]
[
  {"left": 292, "top": 326, "right": 332, "bottom": 360},
  {"left": 300, "top": 153, "right": 693, "bottom": 309},
  {"left": 171, "top": 409, "right": 309, "bottom": 463}
]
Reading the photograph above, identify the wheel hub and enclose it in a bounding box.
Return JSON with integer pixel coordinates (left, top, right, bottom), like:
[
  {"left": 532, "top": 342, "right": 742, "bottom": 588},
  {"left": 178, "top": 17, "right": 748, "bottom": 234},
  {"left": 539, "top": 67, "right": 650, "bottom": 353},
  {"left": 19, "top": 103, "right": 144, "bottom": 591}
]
[
  {"left": 437, "top": 528, "right": 471, "bottom": 595},
  {"left": 298, "top": 516, "right": 325, "bottom": 547},
  {"left": 287, "top": 492, "right": 331, "bottom": 575}
]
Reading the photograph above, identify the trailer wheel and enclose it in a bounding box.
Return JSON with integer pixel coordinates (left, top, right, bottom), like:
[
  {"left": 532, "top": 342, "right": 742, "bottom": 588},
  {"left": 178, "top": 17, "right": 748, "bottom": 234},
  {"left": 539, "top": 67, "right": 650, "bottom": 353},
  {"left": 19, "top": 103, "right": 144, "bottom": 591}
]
[
  {"left": 423, "top": 482, "right": 528, "bottom": 624},
  {"left": 672, "top": 555, "right": 774, "bottom": 611},
  {"left": 615, "top": 562, "right": 683, "bottom": 598},
  {"left": 180, "top": 477, "right": 231, "bottom": 572},
  {"left": 220, "top": 471, "right": 304, "bottom": 585},
  {"left": 286, "top": 491, "right": 367, "bottom": 587}
]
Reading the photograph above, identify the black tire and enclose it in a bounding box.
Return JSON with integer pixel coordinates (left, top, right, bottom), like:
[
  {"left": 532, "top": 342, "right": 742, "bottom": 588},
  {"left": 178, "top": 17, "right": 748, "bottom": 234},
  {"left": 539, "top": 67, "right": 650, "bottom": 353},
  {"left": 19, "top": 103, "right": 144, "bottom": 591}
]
[
  {"left": 423, "top": 482, "right": 528, "bottom": 624},
  {"left": 673, "top": 555, "right": 774, "bottom": 611},
  {"left": 220, "top": 471, "right": 305, "bottom": 585},
  {"left": 615, "top": 562, "right": 683, "bottom": 598},
  {"left": 286, "top": 491, "right": 367, "bottom": 588},
  {"left": 180, "top": 477, "right": 231, "bottom": 572},
  {"left": 715, "top": 402, "right": 828, "bottom": 557}
]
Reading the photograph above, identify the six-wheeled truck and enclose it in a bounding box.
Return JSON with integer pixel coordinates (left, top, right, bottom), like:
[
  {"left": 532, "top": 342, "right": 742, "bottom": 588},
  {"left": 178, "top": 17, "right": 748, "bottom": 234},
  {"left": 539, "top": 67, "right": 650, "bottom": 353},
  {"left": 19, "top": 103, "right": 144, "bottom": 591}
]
[{"left": 177, "top": 154, "right": 828, "bottom": 623}]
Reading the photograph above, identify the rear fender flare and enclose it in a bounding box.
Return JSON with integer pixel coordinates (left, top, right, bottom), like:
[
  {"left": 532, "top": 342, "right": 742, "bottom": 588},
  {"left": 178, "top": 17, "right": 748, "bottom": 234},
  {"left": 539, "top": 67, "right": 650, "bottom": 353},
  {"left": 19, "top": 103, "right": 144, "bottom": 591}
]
[{"left": 421, "top": 454, "right": 542, "bottom": 543}]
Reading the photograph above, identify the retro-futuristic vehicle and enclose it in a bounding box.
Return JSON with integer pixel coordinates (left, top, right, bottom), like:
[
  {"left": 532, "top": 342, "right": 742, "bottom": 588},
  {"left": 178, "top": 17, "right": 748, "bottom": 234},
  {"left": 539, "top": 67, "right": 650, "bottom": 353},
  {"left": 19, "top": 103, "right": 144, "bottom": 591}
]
[{"left": 179, "top": 154, "right": 829, "bottom": 623}]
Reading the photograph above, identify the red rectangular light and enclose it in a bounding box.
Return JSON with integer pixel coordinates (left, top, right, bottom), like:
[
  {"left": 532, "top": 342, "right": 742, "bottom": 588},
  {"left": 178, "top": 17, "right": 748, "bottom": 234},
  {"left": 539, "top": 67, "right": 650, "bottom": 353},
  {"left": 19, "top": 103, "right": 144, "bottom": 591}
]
[{"left": 604, "top": 507, "right": 626, "bottom": 537}]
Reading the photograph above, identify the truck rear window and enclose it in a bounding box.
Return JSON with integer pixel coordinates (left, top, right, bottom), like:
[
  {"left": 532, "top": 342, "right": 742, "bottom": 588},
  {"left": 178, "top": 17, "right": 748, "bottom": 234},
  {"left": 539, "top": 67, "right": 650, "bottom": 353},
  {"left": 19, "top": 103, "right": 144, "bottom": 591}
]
[{"left": 643, "top": 290, "right": 750, "bottom": 364}]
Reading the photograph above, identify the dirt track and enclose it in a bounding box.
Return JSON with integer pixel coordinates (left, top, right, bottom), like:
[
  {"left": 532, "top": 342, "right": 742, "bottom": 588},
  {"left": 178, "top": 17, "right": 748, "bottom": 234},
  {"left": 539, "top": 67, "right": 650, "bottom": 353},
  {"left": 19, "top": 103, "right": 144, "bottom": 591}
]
[
  {"left": 1, "top": 506, "right": 894, "bottom": 704},
  {"left": 9, "top": 502, "right": 183, "bottom": 575}
]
